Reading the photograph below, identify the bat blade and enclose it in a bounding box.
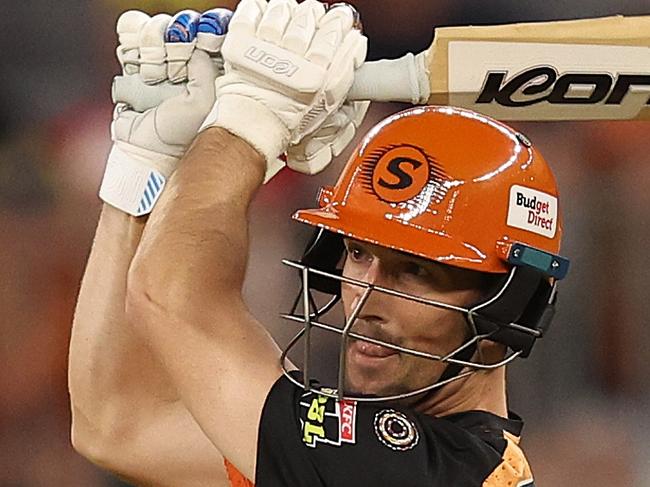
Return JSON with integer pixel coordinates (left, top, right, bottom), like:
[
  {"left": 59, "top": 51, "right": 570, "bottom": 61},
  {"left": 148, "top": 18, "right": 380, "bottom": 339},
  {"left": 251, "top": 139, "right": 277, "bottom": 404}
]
[{"left": 351, "top": 15, "right": 650, "bottom": 121}]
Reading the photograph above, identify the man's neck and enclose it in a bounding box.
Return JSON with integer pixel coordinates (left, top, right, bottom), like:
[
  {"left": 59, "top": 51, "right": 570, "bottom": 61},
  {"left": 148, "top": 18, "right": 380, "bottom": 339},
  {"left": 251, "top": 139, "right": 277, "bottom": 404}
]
[{"left": 413, "top": 367, "right": 508, "bottom": 419}]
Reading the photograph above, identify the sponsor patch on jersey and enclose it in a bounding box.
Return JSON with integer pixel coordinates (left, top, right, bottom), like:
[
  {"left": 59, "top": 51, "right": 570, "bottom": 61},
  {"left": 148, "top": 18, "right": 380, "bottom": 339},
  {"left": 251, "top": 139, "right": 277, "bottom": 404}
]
[
  {"left": 299, "top": 389, "right": 357, "bottom": 448},
  {"left": 506, "top": 185, "right": 557, "bottom": 238},
  {"left": 373, "top": 409, "right": 419, "bottom": 451}
]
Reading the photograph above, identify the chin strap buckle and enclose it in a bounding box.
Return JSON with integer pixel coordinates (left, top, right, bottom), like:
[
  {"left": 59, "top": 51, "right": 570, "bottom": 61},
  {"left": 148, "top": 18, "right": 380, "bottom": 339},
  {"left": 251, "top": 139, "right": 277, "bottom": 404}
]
[{"left": 507, "top": 242, "right": 570, "bottom": 280}]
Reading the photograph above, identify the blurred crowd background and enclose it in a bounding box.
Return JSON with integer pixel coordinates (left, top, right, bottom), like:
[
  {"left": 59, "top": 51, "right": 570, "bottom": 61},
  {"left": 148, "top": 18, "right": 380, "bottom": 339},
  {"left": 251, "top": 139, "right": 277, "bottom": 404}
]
[{"left": 2, "top": 0, "right": 650, "bottom": 486}]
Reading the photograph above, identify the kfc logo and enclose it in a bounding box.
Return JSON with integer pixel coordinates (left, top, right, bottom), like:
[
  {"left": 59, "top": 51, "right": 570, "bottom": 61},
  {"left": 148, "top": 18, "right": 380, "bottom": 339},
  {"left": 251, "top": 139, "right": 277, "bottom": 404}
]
[{"left": 338, "top": 400, "right": 356, "bottom": 444}]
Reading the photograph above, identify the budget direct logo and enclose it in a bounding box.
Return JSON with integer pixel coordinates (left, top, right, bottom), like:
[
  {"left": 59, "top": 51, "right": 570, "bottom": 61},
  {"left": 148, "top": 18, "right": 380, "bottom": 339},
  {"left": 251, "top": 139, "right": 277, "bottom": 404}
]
[{"left": 506, "top": 185, "right": 557, "bottom": 238}]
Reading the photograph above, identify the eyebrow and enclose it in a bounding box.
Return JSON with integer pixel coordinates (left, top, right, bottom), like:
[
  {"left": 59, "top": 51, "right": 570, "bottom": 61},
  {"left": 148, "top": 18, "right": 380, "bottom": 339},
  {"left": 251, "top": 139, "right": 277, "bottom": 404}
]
[{"left": 346, "top": 239, "right": 438, "bottom": 269}]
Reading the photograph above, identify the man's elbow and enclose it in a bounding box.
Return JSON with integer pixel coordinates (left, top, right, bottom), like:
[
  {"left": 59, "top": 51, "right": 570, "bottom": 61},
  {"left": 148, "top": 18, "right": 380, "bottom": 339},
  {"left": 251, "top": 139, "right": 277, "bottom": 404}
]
[
  {"left": 71, "top": 407, "right": 142, "bottom": 481},
  {"left": 71, "top": 421, "right": 104, "bottom": 467},
  {"left": 70, "top": 410, "right": 119, "bottom": 471}
]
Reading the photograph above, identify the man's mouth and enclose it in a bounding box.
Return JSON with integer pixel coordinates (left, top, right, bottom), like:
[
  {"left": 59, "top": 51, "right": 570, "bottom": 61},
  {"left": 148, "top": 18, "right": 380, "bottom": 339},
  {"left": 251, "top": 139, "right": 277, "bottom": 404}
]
[{"left": 348, "top": 338, "right": 399, "bottom": 360}]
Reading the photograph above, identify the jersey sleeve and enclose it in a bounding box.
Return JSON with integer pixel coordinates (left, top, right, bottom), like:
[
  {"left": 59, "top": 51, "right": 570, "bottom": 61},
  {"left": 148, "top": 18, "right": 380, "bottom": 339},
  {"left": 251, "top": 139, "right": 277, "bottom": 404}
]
[{"left": 253, "top": 373, "right": 507, "bottom": 487}]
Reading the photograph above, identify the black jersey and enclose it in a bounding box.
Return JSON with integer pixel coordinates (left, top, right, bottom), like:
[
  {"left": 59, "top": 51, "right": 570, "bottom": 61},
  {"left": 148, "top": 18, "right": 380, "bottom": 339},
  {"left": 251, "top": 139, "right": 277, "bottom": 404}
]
[{"left": 251, "top": 373, "right": 535, "bottom": 487}]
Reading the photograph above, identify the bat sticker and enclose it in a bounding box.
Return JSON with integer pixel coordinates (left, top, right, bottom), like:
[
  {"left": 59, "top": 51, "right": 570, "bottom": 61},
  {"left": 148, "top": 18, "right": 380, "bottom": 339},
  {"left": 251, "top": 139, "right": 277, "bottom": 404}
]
[{"left": 476, "top": 67, "right": 650, "bottom": 107}]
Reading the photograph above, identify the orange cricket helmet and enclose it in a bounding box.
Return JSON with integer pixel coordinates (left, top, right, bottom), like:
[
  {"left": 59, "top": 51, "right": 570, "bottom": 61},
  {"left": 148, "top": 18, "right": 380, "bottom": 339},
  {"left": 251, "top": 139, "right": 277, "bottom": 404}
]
[{"left": 293, "top": 105, "right": 563, "bottom": 274}]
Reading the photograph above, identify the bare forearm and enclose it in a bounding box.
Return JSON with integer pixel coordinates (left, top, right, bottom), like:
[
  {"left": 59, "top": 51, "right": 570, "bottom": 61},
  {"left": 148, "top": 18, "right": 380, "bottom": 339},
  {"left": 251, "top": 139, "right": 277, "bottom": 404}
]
[
  {"left": 69, "top": 205, "right": 175, "bottom": 437},
  {"left": 130, "top": 127, "right": 265, "bottom": 319}
]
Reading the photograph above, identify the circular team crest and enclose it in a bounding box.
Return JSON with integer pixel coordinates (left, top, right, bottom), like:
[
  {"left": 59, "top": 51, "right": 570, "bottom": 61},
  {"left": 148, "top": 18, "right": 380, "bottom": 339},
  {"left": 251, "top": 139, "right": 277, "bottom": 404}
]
[
  {"left": 371, "top": 146, "right": 430, "bottom": 203},
  {"left": 373, "top": 409, "right": 419, "bottom": 451},
  {"left": 358, "top": 144, "right": 449, "bottom": 205}
]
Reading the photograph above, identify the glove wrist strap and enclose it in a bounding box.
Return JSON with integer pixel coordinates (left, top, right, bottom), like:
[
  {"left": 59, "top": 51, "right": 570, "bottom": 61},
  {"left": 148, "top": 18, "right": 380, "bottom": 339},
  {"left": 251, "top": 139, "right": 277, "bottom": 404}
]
[
  {"left": 200, "top": 95, "right": 288, "bottom": 178},
  {"left": 99, "top": 143, "right": 178, "bottom": 217}
]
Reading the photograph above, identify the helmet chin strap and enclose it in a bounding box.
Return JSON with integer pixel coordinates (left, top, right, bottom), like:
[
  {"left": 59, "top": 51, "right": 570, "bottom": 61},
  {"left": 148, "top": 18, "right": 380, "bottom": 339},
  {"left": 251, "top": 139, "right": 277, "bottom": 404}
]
[
  {"left": 434, "top": 290, "right": 497, "bottom": 386},
  {"left": 437, "top": 340, "right": 477, "bottom": 384}
]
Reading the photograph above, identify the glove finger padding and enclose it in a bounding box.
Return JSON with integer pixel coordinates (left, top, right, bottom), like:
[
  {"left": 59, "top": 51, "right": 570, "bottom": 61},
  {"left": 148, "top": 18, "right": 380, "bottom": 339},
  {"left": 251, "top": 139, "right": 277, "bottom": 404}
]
[
  {"left": 165, "top": 10, "right": 200, "bottom": 83},
  {"left": 228, "top": 0, "right": 266, "bottom": 37},
  {"left": 116, "top": 10, "right": 150, "bottom": 75},
  {"left": 197, "top": 8, "right": 233, "bottom": 74},
  {"left": 323, "top": 29, "right": 367, "bottom": 106},
  {"left": 305, "top": 5, "right": 354, "bottom": 67},
  {"left": 197, "top": 8, "right": 232, "bottom": 53},
  {"left": 280, "top": 0, "right": 325, "bottom": 55},
  {"left": 139, "top": 14, "right": 172, "bottom": 84},
  {"left": 331, "top": 100, "right": 369, "bottom": 156},
  {"left": 256, "top": 0, "right": 295, "bottom": 44}
]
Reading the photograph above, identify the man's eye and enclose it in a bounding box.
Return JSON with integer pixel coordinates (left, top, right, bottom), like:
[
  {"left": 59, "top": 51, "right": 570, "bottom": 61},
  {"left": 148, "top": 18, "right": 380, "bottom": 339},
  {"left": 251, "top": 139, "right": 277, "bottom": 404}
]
[
  {"left": 348, "top": 247, "right": 364, "bottom": 261},
  {"left": 346, "top": 243, "right": 370, "bottom": 263},
  {"left": 403, "top": 262, "right": 429, "bottom": 277}
]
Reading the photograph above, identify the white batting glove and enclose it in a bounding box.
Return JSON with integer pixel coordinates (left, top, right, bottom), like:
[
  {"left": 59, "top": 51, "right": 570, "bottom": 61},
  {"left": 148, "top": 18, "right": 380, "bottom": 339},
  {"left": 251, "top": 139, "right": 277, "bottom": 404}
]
[
  {"left": 100, "top": 9, "right": 232, "bottom": 217},
  {"left": 200, "top": 0, "right": 367, "bottom": 180}
]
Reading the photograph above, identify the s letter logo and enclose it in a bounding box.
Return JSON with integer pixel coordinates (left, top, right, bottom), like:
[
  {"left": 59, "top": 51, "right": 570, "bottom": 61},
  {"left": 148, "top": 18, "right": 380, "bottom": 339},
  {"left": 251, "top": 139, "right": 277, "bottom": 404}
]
[
  {"left": 378, "top": 157, "right": 423, "bottom": 190},
  {"left": 361, "top": 145, "right": 436, "bottom": 203}
]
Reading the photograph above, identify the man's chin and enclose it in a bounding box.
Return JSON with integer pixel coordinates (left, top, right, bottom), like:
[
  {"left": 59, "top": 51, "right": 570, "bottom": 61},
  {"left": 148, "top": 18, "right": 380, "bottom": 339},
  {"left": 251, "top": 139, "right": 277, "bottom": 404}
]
[
  {"left": 344, "top": 373, "right": 397, "bottom": 398},
  {"left": 343, "top": 380, "right": 438, "bottom": 410},
  {"left": 344, "top": 346, "right": 401, "bottom": 395},
  {"left": 343, "top": 368, "right": 445, "bottom": 402}
]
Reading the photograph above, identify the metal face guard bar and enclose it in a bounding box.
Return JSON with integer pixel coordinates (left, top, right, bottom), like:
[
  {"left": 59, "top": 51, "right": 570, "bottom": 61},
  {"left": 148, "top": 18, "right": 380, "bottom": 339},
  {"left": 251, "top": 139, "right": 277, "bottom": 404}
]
[{"left": 280, "top": 259, "right": 525, "bottom": 402}]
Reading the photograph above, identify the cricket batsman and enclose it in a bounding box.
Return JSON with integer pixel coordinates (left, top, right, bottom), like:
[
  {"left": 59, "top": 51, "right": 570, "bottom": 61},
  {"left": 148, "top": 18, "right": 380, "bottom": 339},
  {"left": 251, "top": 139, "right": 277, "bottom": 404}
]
[{"left": 68, "top": 1, "right": 569, "bottom": 485}]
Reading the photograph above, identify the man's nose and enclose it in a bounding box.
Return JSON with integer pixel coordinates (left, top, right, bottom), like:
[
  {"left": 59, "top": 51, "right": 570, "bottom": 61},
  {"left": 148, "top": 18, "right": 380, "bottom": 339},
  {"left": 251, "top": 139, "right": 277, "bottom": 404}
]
[
  {"left": 360, "top": 259, "right": 402, "bottom": 293},
  {"left": 344, "top": 258, "right": 394, "bottom": 310},
  {"left": 349, "top": 261, "right": 394, "bottom": 323},
  {"left": 361, "top": 259, "right": 386, "bottom": 287}
]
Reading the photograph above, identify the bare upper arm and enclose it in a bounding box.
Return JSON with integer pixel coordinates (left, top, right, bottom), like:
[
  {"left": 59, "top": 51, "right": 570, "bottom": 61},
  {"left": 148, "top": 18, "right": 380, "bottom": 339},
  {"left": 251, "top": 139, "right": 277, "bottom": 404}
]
[
  {"left": 74, "top": 399, "right": 230, "bottom": 487},
  {"left": 127, "top": 291, "right": 288, "bottom": 482}
]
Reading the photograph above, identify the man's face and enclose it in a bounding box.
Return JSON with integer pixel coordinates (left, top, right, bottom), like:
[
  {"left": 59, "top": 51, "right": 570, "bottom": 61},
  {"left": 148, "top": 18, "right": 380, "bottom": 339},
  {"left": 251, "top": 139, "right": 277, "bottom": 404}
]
[{"left": 340, "top": 238, "right": 487, "bottom": 398}]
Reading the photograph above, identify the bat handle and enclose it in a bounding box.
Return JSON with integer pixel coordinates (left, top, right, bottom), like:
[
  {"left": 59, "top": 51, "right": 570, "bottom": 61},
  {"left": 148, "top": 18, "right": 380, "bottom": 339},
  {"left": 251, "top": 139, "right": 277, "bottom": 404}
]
[
  {"left": 348, "top": 51, "right": 431, "bottom": 104},
  {"left": 112, "top": 51, "right": 431, "bottom": 112}
]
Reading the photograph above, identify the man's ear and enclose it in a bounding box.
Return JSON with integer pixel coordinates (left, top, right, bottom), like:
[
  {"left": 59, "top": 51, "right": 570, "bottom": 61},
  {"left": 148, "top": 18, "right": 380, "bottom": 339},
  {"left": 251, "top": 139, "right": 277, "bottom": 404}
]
[{"left": 477, "top": 340, "right": 507, "bottom": 363}]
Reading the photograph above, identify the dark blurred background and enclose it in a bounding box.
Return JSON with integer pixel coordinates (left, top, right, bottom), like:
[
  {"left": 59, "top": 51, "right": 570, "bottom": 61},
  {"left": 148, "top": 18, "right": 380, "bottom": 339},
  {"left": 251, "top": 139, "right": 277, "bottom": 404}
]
[{"left": 2, "top": 0, "right": 650, "bottom": 486}]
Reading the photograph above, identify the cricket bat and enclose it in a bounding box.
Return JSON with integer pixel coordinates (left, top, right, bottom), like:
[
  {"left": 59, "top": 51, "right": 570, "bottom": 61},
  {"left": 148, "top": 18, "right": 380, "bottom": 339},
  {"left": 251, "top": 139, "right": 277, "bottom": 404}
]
[{"left": 114, "top": 15, "right": 650, "bottom": 121}]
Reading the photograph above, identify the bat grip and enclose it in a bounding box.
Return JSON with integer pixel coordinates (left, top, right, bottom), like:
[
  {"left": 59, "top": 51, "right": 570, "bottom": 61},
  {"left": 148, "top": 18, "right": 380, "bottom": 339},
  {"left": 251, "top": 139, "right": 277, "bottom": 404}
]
[{"left": 348, "top": 51, "right": 430, "bottom": 104}]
